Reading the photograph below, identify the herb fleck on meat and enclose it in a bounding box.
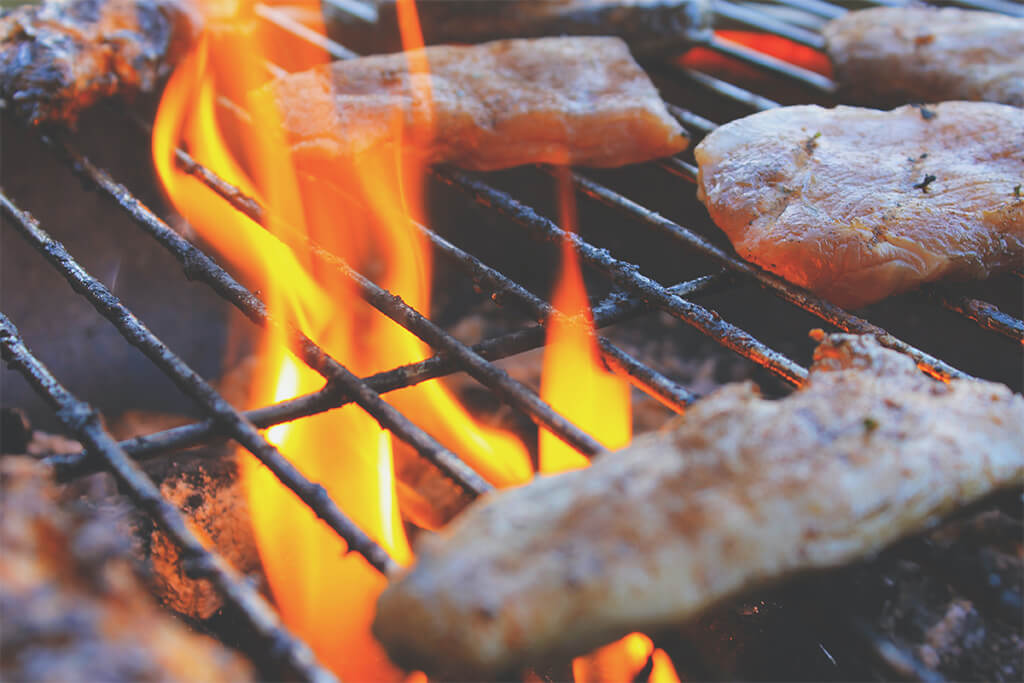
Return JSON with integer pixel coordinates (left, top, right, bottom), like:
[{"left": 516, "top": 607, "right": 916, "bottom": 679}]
[{"left": 913, "top": 174, "right": 937, "bottom": 192}]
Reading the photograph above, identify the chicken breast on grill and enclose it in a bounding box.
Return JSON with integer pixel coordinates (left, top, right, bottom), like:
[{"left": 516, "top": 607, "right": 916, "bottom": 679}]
[
  {"left": 823, "top": 7, "right": 1024, "bottom": 107},
  {"left": 259, "top": 36, "right": 689, "bottom": 171},
  {"left": 373, "top": 333, "right": 1024, "bottom": 679},
  {"left": 695, "top": 102, "right": 1024, "bottom": 309},
  {"left": 0, "top": 0, "right": 199, "bottom": 125}
]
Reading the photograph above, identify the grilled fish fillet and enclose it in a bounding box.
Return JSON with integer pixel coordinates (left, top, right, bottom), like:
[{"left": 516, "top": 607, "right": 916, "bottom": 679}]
[
  {"left": 373, "top": 333, "right": 1024, "bottom": 679},
  {"left": 260, "top": 36, "right": 689, "bottom": 171},
  {"left": 823, "top": 7, "right": 1024, "bottom": 107},
  {"left": 694, "top": 102, "right": 1024, "bottom": 309},
  {"left": 0, "top": 0, "right": 199, "bottom": 125},
  {"left": 372, "top": 0, "right": 712, "bottom": 57}
]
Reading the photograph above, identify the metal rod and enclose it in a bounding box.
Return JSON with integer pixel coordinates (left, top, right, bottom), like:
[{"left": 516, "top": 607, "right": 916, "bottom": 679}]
[
  {"left": 948, "top": 0, "right": 1024, "bottom": 17},
  {"left": 408, "top": 216, "right": 697, "bottom": 411},
  {"left": 767, "top": 0, "right": 848, "bottom": 19},
  {"left": 667, "top": 65, "right": 782, "bottom": 111},
  {"left": 180, "top": 163, "right": 608, "bottom": 458},
  {"left": 256, "top": 3, "right": 360, "bottom": 58},
  {"left": 1, "top": 188, "right": 402, "bottom": 578},
  {"left": 437, "top": 168, "right": 810, "bottom": 387},
  {"left": 48, "top": 275, "right": 726, "bottom": 479},
  {"left": 47, "top": 135, "right": 491, "bottom": 500},
  {"left": 665, "top": 103, "right": 717, "bottom": 136},
  {"left": 705, "top": 33, "right": 837, "bottom": 93},
  {"left": 937, "top": 294, "right": 1024, "bottom": 344},
  {"left": 0, "top": 313, "right": 337, "bottom": 683},
  {"left": 567, "top": 170, "right": 972, "bottom": 382},
  {"left": 713, "top": 0, "right": 828, "bottom": 49}
]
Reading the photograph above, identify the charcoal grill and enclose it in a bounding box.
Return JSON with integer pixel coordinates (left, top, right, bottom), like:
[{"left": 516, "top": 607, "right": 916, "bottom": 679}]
[{"left": 1, "top": 0, "right": 1022, "bottom": 680}]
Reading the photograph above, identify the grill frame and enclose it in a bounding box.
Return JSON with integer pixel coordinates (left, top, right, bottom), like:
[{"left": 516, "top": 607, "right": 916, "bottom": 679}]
[{"left": 2, "top": 0, "right": 1022, "bottom": 680}]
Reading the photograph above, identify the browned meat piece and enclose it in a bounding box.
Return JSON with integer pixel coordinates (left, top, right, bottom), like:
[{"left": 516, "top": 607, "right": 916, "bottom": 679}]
[
  {"left": 371, "top": 0, "right": 712, "bottom": 56},
  {"left": 0, "top": 457, "right": 254, "bottom": 682},
  {"left": 261, "top": 36, "right": 689, "bottom": 171},
  {"left": 695, "top": 102, "right": 1024, "bottom": 309},
  {"left": 823, "top": 6, "right": 1024, "bottom": 107},
  {"left": 373, "top": 333, "right": 1024, "bottom": 679},
  {"left": 0, "top": 0, "right": 199, "bottom": 125}
]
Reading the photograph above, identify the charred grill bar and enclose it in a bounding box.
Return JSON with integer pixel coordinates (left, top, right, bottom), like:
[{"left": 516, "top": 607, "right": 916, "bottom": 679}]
[{"left": 2, "top": 0, "right": 1021, "bottom": 680}]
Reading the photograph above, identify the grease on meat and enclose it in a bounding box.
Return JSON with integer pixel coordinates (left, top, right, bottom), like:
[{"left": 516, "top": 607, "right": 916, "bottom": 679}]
[
  {"left": 695, "top": 102, "right": 1024, "bottom": 309},
  {"left": 260, "top": 36, "right": 689, "bottom": 171}
]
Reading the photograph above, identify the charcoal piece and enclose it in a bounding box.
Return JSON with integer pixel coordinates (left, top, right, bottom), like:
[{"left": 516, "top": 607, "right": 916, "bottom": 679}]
[{"left": 0, "top": 0, "right": 199, "bottom": 125}]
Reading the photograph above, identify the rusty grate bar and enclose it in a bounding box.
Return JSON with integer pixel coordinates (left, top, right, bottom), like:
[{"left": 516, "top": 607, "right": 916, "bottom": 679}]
[
  {"left": 0, "top": 188, "right": 402, "bottom": 577},
  {"left": 936, "top": 294, "right": 1024, "bottom": 343},
  {"left": 653, "top": 108, "right": 1023, "bottom": 348},
  {"left": 45, "top": 134, "right": 492, "bottom": 499},
  {"left": 568, "top": 172, "right": 975, "bottom": 382},
  {"left": 49, "top": 273, "right": 725, "bottom": 480},
  {"left": 165, "top": 148, "right": 607, "bottom": 458},
  {"left": 0, "top": 313, "right": 337, "bottom": 683},
  {"left": 438, "top": 167, "right": 810, "bottom": 387}
]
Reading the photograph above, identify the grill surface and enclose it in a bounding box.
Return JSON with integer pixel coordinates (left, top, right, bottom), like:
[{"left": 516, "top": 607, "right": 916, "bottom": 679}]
[{"left": 1, "top": 0, "right": 1022, "bottom": 680}]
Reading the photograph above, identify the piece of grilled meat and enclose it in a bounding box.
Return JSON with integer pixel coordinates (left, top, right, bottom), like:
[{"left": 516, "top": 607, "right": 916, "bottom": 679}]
[
  {"left": 824, "top": 6, "right": 1024, "bottom": 107},
  {"left": 371, "top": 0, "right": 712, "bottom": 57},
  {"left": 0, "top": 457, "right": 254, "bottom": 682},
  {"left": 695, "top": 101, "right": 1024, "bottom": 309},
  {"left": 0, "top": 0, "right": 199, "bottom": 125},
  {"left": 372, "top": 333, "right": 1024, "bottom": 679},
  {"left": 260, "top": 36, "right": 688, "bottom": 171}
]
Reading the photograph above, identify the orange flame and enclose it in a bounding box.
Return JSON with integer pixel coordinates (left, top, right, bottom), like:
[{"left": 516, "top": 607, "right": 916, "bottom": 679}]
[
  {"left": 540, "top": 171, "right": 679, "bottom": 683},
  {"left": 153, "top": 0, "right": 527, "bottom": 679}
]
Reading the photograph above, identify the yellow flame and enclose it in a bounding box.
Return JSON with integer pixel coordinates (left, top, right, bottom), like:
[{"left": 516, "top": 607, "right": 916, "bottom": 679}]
[
  {"left": 152, "top": 1, "right": 528, "bottom": 679},
  {"left": 540, "top": 170, "right": 679, "bottom": 683}
]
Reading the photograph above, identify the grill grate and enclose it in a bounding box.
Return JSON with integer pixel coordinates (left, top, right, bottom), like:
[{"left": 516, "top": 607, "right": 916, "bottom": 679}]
[{"left": 2, "top": 0, "right": 1022, "bottom": 680}]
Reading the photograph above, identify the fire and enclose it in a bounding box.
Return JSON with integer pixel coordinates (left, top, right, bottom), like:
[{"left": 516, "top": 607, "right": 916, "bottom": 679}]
[
  {"left": 540, "top": 170, "right": 679, "bottom": 683},
  {"left": 153, "top": 0, "right": 527, "bottom": 679}
]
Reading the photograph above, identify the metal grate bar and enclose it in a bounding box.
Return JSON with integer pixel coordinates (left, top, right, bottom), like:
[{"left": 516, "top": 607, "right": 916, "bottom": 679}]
[
  {"left": 666, "top": 103, "right": 717, "bottom": 136},
  {"left": 49, "top": 274, "right": 726, "bottom": 480},
  {"left": 714, "top": 0, "right": 828, "bottom": 48},
  {"left": 287, "top": 166, "right": 698, "bottom": 412},
  {"left": 438, "top": 167, "right": 810, "bottom": 387},
  {"left": 767, "top": 0, "right": 848, "bottom": 19},
  {"left": 703, "top": 33, "right": 838, "bottom": 93},
  {"left": 568, "top": 171, "right": 973, "bottom": 382},
  {"left": 0, "top": 188, "right": 402, "bottom": 577},
  {"left": 668, "top": 65, "right": 783, "bottom": 110},
  {"left": 406, "top": 214, "right": 697, "bottom": 411},
  {"left": 0, "top": 313, "right": 337, "bottom": 683},
  {"left": 174, "top": 153, "right": 608, "bottom": 458},
  {"left": 655, "top": 97, "right": 1024, "bottom": 348},
  {"left": 256, "top": 3, "right": 359, "bottom": 58},
  {"left": 48, "top": 135, "right": 492, "bottom": 499},
  {"left": 937, "top": 294, "right": 1024, "bottom": 343}
]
